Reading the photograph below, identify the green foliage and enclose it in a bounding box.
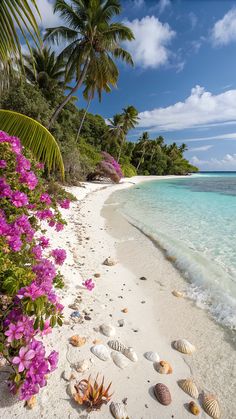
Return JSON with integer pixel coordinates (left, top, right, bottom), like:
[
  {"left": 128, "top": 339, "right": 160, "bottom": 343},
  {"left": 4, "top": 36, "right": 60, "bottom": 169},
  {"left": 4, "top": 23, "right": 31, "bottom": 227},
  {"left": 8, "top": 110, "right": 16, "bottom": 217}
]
[{"left": 121, "top": 162, "right": 137, "bottom": 177}]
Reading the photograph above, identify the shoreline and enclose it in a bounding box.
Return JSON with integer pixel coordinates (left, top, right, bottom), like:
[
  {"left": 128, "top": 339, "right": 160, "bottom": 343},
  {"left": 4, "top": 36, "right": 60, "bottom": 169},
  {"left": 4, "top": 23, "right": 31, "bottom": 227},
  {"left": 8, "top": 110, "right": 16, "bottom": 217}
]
[{"left": 0, "top": 176, "right": 234, "bottom": 418}]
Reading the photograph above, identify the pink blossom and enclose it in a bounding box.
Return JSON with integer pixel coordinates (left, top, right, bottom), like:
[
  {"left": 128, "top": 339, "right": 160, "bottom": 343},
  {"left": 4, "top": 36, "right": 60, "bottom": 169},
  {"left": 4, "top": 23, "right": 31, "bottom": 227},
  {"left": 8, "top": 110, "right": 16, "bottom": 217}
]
[
  {"left": 11, "top": 191, "right": 28, "bottom": 207},
  {"left": 47, "top": 350, "right": 58, "bottom": 372},
  {"left": 5, "top": 323, "right": 24, "bottom": 342},
  {"left": 20, "top": 171, "right": 38, "bottom": 190},
  {"left": 51, "top": 248, "right": 66, "bottom": 265},
  {"left": 39, "top": 236, "right": 50, "bottom": 248},
  {"left": 40, "top": 319, "right": 52, "bottom": 336},
  {"left": 0, "top": 160, "right": 6, "bottom": 168},
  {"left": 17, "top": 282, "right": 44, "bottom": 301},
  {"left": 82, "top": 278, "right": 95, "bottom": 291},
  {"left": 59, "top": 199, "right": 70, "bottom": 209},
  {"left": 40, "top": 193, "right": 51, "bottom": 205},
  {"left": 55, "top": 223, "right": 64, "bottom": 231},
  {"left": 12, "top": 347, "right": 35, "bottom": 372}
]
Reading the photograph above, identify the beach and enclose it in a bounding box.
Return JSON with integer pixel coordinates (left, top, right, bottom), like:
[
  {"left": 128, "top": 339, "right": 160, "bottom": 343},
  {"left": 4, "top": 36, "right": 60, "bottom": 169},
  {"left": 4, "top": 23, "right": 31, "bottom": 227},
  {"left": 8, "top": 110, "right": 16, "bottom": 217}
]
[{"left": 1, "top": 176, "right": 235, "bottom": 418}]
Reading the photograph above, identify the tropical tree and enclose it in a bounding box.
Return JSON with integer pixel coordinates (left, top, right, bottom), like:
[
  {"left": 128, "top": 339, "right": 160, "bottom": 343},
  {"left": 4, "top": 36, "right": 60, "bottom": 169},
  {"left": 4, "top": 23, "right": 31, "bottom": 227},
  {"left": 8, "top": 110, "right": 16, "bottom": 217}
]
[
  {"left": 117, "top": 105, "right": 139, "bottom": 161},
  {"left": 136, "top": 132, "right": 150, "bottom": 171},
  {"left": 0, "top": 0, "right": 41, "bottom": 87},
  {"left": 24, "top": 46, "right": 68, "bottom": 91},
  {"left": 44, "top": 0, "right": 134, "bottom": 128}
]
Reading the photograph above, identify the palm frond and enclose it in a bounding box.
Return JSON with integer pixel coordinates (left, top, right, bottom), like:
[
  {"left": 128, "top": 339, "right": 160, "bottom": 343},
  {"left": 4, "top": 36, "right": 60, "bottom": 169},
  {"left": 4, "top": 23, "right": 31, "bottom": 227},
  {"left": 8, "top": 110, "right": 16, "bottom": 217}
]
[{"left": 0, "top": 110, "right": 64, "bottom": 179}]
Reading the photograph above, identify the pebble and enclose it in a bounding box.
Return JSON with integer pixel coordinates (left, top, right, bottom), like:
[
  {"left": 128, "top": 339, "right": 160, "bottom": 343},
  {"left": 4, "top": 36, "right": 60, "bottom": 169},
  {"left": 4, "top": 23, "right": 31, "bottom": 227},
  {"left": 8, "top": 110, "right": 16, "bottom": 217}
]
[
  {"left": 84, "top": 315, "right": 91, "bottom": 321},
  {"left": 140, "top": 276, "right": 147, "bottom": 280},
  {"left": 118, "top": 319, "right": 124, "bottom": 327},
  {"left": 122, "top": 308, "right": 128, "bottom": 313},
  {"left": 70, "top": 311, "right": 81, "bottom": 318}
]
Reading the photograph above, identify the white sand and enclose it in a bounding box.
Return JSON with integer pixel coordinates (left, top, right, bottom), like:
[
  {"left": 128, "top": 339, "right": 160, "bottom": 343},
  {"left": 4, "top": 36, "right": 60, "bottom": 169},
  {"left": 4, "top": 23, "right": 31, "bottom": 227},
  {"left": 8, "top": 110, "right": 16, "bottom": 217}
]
[{"left": 0, "top": 176, "right": 235, "bottom": 418}]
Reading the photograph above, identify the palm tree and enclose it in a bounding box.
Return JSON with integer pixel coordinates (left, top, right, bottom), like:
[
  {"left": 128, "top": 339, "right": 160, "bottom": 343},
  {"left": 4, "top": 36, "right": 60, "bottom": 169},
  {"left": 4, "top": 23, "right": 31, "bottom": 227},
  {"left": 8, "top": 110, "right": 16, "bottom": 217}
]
[
  {"left": 179, "top": 143, "right": 188, "bottom": 154},
  {"left": 44, "top": 0, "right": 134, "bottom": 128},
  {"left": 136, "top": 132, "right": 150, "bottom": 171},
  {"left": 107, "top": 113, "right": 124, "bottom": 159},
  {"left": 0, "top": 110, "right": 64, "bottom": 178},
  {"left": 76, "top": 75, "right": 112, "bottom": 142},
  {"left": 117, "top": 105, "right": 139, "bottom": 162},
  {"left": 0, "top": 1, "right": 41, "bottom": 81},
  {"left": 24, "top": 46, "right": 67, "bottom": 91}
]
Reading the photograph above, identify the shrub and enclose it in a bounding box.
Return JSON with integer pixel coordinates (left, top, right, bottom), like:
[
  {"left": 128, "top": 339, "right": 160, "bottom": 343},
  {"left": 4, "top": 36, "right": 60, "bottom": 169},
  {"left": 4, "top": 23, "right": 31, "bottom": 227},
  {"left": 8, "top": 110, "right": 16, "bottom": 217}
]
[
  {"left": 87, "top": 152, "right": 122, "bottom": 184},
  {"left": 0, "top": 131, "right": 70, "bottom": 401},
  {"left": 121, "top": 162, "right": 137, "bottom": 178}
]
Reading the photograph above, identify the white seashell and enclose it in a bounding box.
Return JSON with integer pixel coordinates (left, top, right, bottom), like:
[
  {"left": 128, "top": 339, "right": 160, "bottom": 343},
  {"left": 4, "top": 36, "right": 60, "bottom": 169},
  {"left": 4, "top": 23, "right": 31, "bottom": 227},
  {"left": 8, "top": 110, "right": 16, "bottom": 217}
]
[
  {"left": 203, "top": 394, "right": 221, "bottom": 419},
  {"left": 99, "top": 323, "right": 116, "bottom": 337},
  {"left": 111, "top": 351, "right": 129, "bottom": 369},
  {"left": 144, "top": 351, "right": 160, "bottom": 363},
  {"left": 122, "top": 347, "right": 138, "bottom": 362},
  {"left": 173, "top": 339, "right": 196, "bottom": 354},
  {"left": 110, "top": 402, "right": 129, "bottom": 419},
  {"left": 67, "top": 380, "right": 76, "bottom": 398},
  {"left": 108, "top": 340, "right": 126, "bottom": 352},
  {"left": 172, "top": 289, "right": 184, "bottom": 298},
  {"left": 75, "top": 359, "right": 93, "bottom": 373},
  {"left": 90, "top": 344, "right": 110, "bottom": 361},
  {"left": 178, "top": 379, "right": 199, "bottom": 399}
]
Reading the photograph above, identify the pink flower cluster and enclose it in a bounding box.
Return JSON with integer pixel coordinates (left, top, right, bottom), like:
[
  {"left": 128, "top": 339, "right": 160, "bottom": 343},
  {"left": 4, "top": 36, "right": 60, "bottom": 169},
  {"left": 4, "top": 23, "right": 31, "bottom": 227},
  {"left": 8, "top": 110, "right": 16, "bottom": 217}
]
[
  {"left": 82, "top": 278, "right": 95, "bottom": 291},
  {"left": 0, "top": 131, "right": 70, "bottom": 401}
]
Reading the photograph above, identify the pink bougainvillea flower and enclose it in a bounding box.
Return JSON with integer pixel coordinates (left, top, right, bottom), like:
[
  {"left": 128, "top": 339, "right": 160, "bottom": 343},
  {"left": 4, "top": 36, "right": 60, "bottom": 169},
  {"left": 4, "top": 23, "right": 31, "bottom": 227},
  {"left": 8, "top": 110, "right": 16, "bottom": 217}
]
[
  {"left": 82, "top": 278, "right": 95, "bottom": 291},
  {"left": 40, "top": 319, "right": 52, "bottom": 337},
  {"left": 51, "top": 248, "right": 66, "bottom": 265},
  {"left": 11, "top": 191, "right": 28, "bottom": 207},
  {"left": 39, "top": 236, "right": 50, "bottom": 248},
  {"left": 47, "top": 350, "right": 58, "bottom": 372},
  {"left": 55, "top": 222, "right": 64, "bottom": 232},
  {"left": 12, "top": 347, "right": 35, "bottom": 372},
  {"left": 40, "top": 193, "right": 51, "bottom": 205},
  {"left": 59, "top": 199, "right": 70, "bottom": 209},
  {"left": 5, "top": 323, "right": 24, "bottom": 342},
  {"left": 0, "top": 160, "right": 6, "bottom": 168}
]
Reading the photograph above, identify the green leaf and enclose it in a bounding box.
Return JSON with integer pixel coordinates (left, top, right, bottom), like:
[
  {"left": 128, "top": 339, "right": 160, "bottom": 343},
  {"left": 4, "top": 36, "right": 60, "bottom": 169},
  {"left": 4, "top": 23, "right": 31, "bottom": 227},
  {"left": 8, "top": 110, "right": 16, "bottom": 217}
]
[
  {"left": 57, "top": 317, "right": 63, "bottom": 327},
  {"left": 0, "top": 110, "right": 64, "bottom": 179}
]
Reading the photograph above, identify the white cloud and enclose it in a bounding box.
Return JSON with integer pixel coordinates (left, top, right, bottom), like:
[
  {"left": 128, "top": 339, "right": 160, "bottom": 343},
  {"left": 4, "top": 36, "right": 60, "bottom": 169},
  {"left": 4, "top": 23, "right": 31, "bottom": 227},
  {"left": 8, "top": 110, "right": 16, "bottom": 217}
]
[
  {"left": 36, "top": 0, "right": 62, "bottom": 28},
  {"left": 189, "top": 145, "right": 213, "bottom": 152},
  {"left": 211, "top": 8, "right": 236, "bottom": 46},
  {"left": 178, "top": 132, "right": 236, "bottom": 143},
  {"left": 138, "top": 85, "right": 236, "bottom": 131},
  {"left": 159, "top": 0, "right": 171, "bottom": 14},
  {"left": 124, "top": 16, "right": 175, "bottom": 69},
  {"left": 191, "top": 154, "right": 236, "bottom": 170}
]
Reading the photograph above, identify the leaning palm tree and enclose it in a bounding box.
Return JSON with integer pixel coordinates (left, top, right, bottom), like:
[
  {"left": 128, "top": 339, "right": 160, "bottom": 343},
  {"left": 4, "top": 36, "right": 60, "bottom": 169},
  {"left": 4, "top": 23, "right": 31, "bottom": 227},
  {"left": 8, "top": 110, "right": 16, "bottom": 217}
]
[
  {"left": 76, "top": 74, "right": 112, "bottom": 142},
  {"left": 136, "top": 132, "right": 150, "bottom": 171},
  {"left": 117, "top": 105, "right": 139, "bottom": 162},
  {"left": 44, "top": 0, "right": 134, "bottom": 128},
  {"left": 0, "top": 0, "right": 41, "bottom": 84},
  {"left": 24, "top": 46, "right": 68, "bottom": 91}
]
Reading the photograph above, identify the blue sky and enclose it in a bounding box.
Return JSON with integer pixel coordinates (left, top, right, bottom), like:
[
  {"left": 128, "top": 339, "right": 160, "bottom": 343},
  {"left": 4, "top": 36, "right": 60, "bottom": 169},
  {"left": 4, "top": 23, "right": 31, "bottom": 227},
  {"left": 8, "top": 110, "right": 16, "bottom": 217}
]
[{"left": 37, "top": 0, "right": 236, "bottom": 170}]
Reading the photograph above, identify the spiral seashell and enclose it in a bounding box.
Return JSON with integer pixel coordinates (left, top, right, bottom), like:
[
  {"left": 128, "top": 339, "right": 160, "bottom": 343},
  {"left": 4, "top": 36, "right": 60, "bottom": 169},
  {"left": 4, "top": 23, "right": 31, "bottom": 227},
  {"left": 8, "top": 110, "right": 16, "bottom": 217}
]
[
  {"left": 155, "top": 360, "right": 173, "bottom": 374},
  {"left": 178, "top": 379, "right": 199, "bottom": 398},
  {"left": 111, "top": 351, "right": 129, "bottom": 369},
  {"left": 90, "top": 344, "right": 110, "bottom": 361},
  {"left": 173, "top": 339, "right": 196, "bottom": 354},
  {"left": 202, "top": 394, "right": 220, "bottom": 418},
  {"left": 154, "top": 383, "right": 172, "bottom": 405},
  {"left": 144, "top": 351, "right": 160, "bottom": 363},
  {"left": 108, "top": 340, "right": 126, "bottom": 352},
  {"left": 110, "top": 402, "right": 129, "bottom": 419},
  {"left": 99, "top": 323, "right": 116, "bottom": 337},
  {"left": 122, "top": 347, "right": 138, "bottom": 362},
  {"left": 189, "top": 401, "right": 200, "bottom": 415}
]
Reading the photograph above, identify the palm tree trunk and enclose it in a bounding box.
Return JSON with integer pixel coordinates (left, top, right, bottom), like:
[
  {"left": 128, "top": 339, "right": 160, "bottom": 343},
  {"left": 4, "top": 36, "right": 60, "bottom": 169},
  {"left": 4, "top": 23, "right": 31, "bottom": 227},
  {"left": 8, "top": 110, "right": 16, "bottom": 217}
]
[
  {"left": 76, "top": 95, "right": 92, "bottom": 142},
  {"left": 47, "top": 59, "right": 90, "bottom": 129},
  {"left": 136, "top": 148, "right": 145, "bottom": 171}
]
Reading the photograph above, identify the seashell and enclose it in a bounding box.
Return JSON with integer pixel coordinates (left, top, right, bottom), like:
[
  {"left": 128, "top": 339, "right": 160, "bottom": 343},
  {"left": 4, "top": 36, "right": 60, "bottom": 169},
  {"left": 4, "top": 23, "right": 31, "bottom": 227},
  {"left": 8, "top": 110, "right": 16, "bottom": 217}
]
[
  {"left": 122, "top": 347, "right": 138, "bottom": 362},
  {"left": 172, "top": 289, "right": 184, "bottom": 298},
  {"left": 144, "top": 351, "right": 160, "bottom": 363},
  {"left": 111, "top": 351, "right": 129, "bottom": 369},
  {"left": 110, "top": 402, "right": 129, "bottom": 419},
  {"left": 25, "top": 396, "right": 37, "bottom": 409},
  {"left": 90, "top": 344, "right": 110, "bottom": 361},
  {"left": 108, "top": 340, "right": 126, "bottom": 352},
  {"left": 93, "top": 338, "right": 102, "bottom": 345},
  {"left": 202, "top": 394, "right": 220, "bottom": 418},
  {"left": 99, "top": 323, "right": 116, "bottom": 337},
  {"left": 75, "top": 359, "right": 93, "bottom": 373},
  {"left": 173, "top": 339, "right": 196, "bottom": 354},
  {"left": 189, "top": 401, "right": 200, "bottom": 415},
  {"left": 178, "top": 379, "right": 199, "bottom": 399},
  {"left": 155, "top": 360, "right": 173, "bottom": 374},
  {"left": 69, "top": 335, "right": 86, "bottom": 347},
  {"left": 154, "top": 383, "right": 172, "bottom": 405}
]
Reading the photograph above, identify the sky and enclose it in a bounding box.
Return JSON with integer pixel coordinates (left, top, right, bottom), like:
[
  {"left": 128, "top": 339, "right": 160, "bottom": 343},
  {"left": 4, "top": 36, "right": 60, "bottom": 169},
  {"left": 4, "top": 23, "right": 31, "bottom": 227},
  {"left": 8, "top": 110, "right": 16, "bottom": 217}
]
[{"left": 36, "top": 0, "right": 236, "bottom": 171}]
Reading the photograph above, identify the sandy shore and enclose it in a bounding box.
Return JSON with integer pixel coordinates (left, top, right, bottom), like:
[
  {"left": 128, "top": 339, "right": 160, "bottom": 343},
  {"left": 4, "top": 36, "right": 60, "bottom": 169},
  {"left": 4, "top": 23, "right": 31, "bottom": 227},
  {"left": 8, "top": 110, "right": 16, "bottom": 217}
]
[{"left": 1, "top": 176, "right": 235, "bottom": 418}]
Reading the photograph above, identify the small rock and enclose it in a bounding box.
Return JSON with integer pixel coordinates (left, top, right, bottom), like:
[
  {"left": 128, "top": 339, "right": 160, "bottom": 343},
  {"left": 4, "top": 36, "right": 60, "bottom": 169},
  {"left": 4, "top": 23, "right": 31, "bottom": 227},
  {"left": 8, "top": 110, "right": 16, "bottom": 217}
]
[
  {"left": 103, "top": 257, "right": 117, "bottom": 266},
  {"left": 121, "top": 308, "right": 128, "bottom": 313},
  {"left": 74, "top": 359, "right": 93, "bottom": 373},
  {"left": 69, "top": 335, "right": 86, "bottom": 347},
  {"left": 25, "top": 396, "right": 37, "bottom": 409},
  {"left": 141, "top": 301, "right": 146, "bottom": 304},
  {"left": 84, "top": 315, "right": 91, "bottom": 321},
  {"left": 94, "top": 273, "right": 101, "bottom": 278},
  {"left": 93, "top": 339, "right": 102, "bottom": 344},
  {"left": 68, "top": 303, "right": 79, "bottom": 310},
  {"left": 172, "top": 290, "right": 184, "bottom": 298},
  {"left": 140, "top": 276, "right": 147, "bottom": 280},
  {"left": 70, "top": 311, "right": 81, "bottom": 318},
  {"left": 118, "top": 319, "right": 125, "bottom": 327}
]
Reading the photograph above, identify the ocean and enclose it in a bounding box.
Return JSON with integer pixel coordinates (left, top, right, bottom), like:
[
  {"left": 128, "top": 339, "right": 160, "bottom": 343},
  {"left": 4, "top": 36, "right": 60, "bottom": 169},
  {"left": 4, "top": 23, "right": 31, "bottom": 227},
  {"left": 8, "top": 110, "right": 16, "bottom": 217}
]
[{"left": 114, "top": 172, "right": 236, "bottom": 331}]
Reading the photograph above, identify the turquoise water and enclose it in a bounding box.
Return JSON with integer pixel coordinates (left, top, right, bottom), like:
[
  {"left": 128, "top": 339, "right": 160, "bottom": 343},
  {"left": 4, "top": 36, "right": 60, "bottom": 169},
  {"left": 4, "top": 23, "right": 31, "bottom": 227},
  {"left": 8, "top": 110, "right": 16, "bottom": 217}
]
[{"left": 115, "top": 173, "right": 236, "bottom": 330}]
